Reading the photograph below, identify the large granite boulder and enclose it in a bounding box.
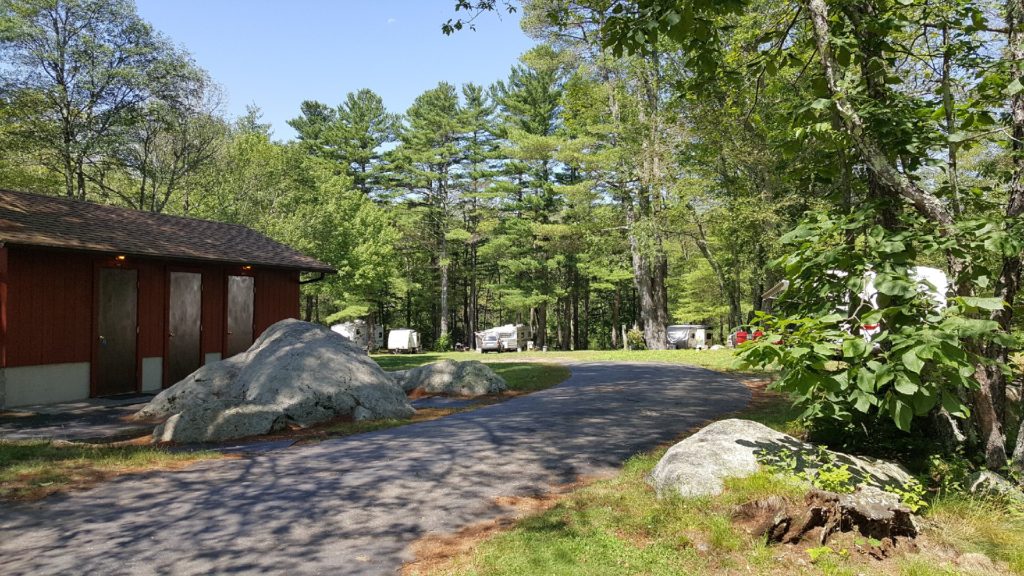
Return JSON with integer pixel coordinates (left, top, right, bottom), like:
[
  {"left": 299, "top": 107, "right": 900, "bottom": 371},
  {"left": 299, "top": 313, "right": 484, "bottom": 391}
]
[
  {"left": 392, "top": 359, "right": 507, "bottom": 396},
  {"left": 648, "top": 419, "right": 915, "bottom": 498},
  {"left": 134, "top": 319, "right": 414, "bottom": 443}
]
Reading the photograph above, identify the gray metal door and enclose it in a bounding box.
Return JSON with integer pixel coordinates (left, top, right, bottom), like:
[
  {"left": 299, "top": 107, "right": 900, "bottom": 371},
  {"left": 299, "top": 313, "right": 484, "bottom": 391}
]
[
  {"left": 225, "top": 275, "right": 254, "bottom": 357},
  {"left": 167, "top": 272, "right": 202, "bottom": 385},
  {"left": 96, "top": 268, "right": 138, "bottom": 396}
]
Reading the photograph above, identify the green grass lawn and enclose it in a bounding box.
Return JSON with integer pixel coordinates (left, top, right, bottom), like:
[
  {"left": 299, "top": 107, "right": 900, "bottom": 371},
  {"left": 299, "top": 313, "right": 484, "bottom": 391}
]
[
  {"left": 373, "top": 354, "right": 572, "bottom": 394},
  {"left": 0, "top": 440, "right": 221, "bottom": 500},
  {"left": 374, "top": 347, "right": 745, "bottom": 373}
]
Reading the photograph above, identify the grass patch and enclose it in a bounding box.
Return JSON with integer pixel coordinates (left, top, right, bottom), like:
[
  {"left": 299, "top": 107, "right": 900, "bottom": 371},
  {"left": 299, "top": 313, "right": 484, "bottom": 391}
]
[
  {"left": 374, "top": 348, "right": 747, "bottom": 374},
  {"left": 0, "top": 440, "right": 220, "bottom": 500},
  {"left": 373, "top": 354, "right": 572, "bottom": 394},
  {"left": 925, "top": 496, "right": 1024, "bottom": 573},
  {"left": 490, "top": 363, "right": 571, "bottom": 393}
]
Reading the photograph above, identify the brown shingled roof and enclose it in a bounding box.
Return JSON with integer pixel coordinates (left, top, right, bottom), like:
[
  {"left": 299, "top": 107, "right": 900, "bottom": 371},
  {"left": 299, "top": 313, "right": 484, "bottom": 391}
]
[{"left": 0, "top": 189, "right": 335, "bottom": 272}]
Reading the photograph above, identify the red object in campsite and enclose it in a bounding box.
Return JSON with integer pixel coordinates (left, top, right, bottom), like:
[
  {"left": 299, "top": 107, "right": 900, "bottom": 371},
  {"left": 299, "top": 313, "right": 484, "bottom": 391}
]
[
  {"left": 753, "top": 330, "right": 764, "bottom": 340},
  {"left": 735, "top": 330, "right": 749, "bottom": 345}
]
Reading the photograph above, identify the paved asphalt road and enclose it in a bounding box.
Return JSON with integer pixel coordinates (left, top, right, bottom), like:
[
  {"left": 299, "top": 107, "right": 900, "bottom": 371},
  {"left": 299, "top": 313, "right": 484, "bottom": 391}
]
[{"left": 0, "top": 362, "right": 749, "bottom": 576}]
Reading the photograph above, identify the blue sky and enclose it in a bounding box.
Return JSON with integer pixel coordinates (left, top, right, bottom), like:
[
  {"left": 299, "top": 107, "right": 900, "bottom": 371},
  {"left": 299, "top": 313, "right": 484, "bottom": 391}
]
[{"left": 135, "top": 1, "right": 536, "bottom": 141}]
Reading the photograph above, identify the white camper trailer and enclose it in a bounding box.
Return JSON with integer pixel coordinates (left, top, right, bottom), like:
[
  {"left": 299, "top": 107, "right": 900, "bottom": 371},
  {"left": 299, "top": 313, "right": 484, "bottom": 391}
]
[
  {"left": 475, "top": 323, "right": 530, "bottom": 352},
  {"left": 761, "top": 266, "right": 949, "bottom": 339},
  {"left": 330, "top": 319, "right": 384, "bottom": 351},
  {"left": 387, "top": 328, "right": 420, "bottom": 354},
  {"left": 667, "top": 324, "right": 707, "bottom": 350}
]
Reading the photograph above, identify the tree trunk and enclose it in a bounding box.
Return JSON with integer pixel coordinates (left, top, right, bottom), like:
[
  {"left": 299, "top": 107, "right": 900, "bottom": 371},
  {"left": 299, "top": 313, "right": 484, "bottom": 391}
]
[
  {"left": 941, "top": 23, "right": 961, "bottom": 217},
  {"left": 303, "top": 293, "right": 314, "bottom": 322},
  {"left": 76, "top": 160, "right": 87, "bottom": 201},
  {"left": 627, "top": 209, "right": 669, "bottom": 349},
  {"left": 367, "top": 309, "right": 378, "bottom": 351},
  {"left": 536, "top": 303, "right": 547, "bottom": 348},
  {"left": 439, "top": 234, "right": 449, "bottom": 339},
  {"left": 1014, "top": 417, "right": 1024, "bottom": 475},
  {"left": 469, "top": 244, "right": 478, "bottom": 349},
  {"left": 1002, "top": 0, "right": 1024, "bottom": 472},
  {"left": 571, "top": 266, "right": 580, "bottom": 350},
  {"left": 611, "top": 288, "right": 620, "bottom": 350},
  {"left": 582, "top": 277, "right": 590, "bottom": 350}
]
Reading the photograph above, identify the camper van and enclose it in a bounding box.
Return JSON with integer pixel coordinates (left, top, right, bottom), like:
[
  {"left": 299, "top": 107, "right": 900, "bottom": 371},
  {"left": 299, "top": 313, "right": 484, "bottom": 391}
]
[
  {"left": 667, "top": 324, "right": 707, "bottom": 349},
  {"left": 475, "top": 324, "right": 530, "bottom": 352},
  {"left": 387, "top": 328, "right": 421, "bottom": 354},
  {"left": 331, "top": 319, "right": 384, "bottom": 351}
]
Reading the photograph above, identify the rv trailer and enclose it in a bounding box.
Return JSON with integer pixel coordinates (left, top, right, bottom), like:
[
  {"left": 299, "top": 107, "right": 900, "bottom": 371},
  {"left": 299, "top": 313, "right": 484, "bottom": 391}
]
[
  {"left": 387, "top": 328, "right": 421, "bottom": 354},
  {"left": 330, "top": 319, "right": 384, "bottom": 351},
  {"left": 667, "top": 324, "right": 708, "bottom": 350},
  {"left": 475, "top": 323, "right": 530, "bottom": 352}
]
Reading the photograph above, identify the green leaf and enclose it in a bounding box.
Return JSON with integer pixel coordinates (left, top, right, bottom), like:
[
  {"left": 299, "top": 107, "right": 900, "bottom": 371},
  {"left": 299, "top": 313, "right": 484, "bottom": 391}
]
[
  {"left": 901, "top": 349, "right": 924, "bottom": 374},
  {"left": 911, "top": 387, "right": 938, "bottom": 414},
  {"left": 853, "top": 390, "right": 873, "bottom": 413},
  {"left": 891, "top": 398, "right": 913, "bottom": 431},
  {"left": 1006, "top": 78, "right": 1024, "bottom": 96},
  {"left": 960, "top": 296, "right": 1005, "bottom": 311},
  {"left": 941, "top": 392, "right": 969, "bottom": 418},
  {"left": 894, "top": 374, "right": 918, "bottom": 395},
  {"left": 843, "top": 338, "right": 869, "bottom": 359},
  {"left": 857, "top": 368, "right": 875, "bottom": 393},
  {"left": 814, "top": 342, "right": 836, "bottom": 356},
  {"left": 810, "top": 98, "right": 832, "bottom": 110}
]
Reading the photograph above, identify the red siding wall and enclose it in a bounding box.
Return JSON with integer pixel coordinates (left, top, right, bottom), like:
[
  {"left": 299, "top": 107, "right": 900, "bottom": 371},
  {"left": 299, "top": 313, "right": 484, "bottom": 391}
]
[
  {"left": 137, "top": 260, "right": 166, "bottom": 359},
  {"left": 0, "top": 245, "right": 8, "bottom": 368},
  {"left": 5, "top": 247, "right": 303, "bottom": 379},
  {"left": 201, "top": 266, "right": 224, "bottom": 356},
  {"left": 6, "top": 248, "right": 93, "bottom": 367},
  {"left": 255, "top": 268, "right": 301, "bottom": 335}
]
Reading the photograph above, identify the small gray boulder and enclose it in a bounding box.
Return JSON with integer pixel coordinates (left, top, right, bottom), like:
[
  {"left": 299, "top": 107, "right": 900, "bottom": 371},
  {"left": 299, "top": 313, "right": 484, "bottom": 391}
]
[
  {"left": 967, "top": 470, "right": 1024, "bottom": 501},
  {"left": 648, "top": 419, "right": 914, "bottom": 498},
  {"left": 392, "top": 359, "right": 507, "bottom": 396},
  {"left": 136, "top": 319, "right": 414, "bottom": 443}
]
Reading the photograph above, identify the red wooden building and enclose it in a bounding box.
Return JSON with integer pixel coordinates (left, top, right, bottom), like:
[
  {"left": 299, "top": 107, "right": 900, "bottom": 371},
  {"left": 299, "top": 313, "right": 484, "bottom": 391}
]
[{"left": 0, "top": 189, "right": 334, "bottom": 408}]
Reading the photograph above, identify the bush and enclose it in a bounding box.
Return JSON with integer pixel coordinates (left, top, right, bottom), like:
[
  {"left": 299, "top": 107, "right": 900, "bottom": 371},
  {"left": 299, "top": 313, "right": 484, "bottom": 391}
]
[
  {"left": 435, "top": 333, "right": 452, "bottom": 352},
  {"left": 626, "top": 327, "right": 646, "bottom": 350}
]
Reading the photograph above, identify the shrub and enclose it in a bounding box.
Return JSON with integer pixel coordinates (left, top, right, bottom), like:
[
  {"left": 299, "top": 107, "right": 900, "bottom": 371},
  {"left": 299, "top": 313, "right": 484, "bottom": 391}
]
[{"left": 626, "top": 327, "right": 647, "bottom": 350}]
